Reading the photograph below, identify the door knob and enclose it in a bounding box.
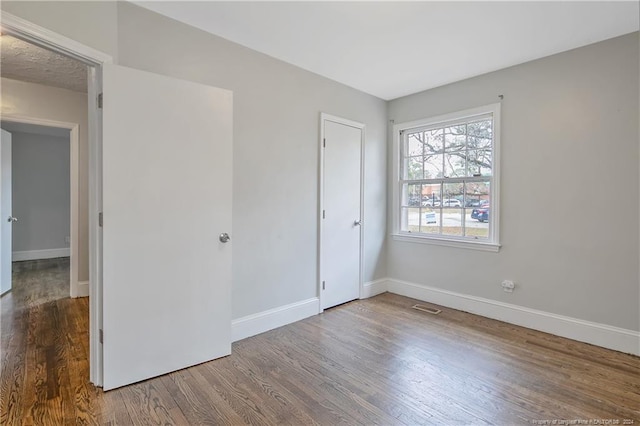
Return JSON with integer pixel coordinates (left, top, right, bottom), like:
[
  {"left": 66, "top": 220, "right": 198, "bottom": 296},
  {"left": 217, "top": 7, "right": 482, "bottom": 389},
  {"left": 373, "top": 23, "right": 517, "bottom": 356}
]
[
  {"left": 7, "top": 216, "right": 17, "bottom": 223},
  {"left": 219, "top": 233, "right": 231, "bottom": 243},
  {"left": 354, "top": 219, "right": 361, "bottom": 226}
]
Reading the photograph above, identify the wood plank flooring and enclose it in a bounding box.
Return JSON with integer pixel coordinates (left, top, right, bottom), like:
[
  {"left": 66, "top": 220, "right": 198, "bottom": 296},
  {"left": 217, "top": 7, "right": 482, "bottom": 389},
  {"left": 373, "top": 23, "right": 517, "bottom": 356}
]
[{"left": 1, "top": 260, "right": 639, "bottom": 424}]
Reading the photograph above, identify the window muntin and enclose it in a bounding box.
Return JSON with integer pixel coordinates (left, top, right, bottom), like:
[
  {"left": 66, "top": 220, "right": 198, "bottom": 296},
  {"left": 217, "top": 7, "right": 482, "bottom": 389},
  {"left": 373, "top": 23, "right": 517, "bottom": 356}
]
[{"left": 397, "top": 108, "right": 498, "bottom": 245}]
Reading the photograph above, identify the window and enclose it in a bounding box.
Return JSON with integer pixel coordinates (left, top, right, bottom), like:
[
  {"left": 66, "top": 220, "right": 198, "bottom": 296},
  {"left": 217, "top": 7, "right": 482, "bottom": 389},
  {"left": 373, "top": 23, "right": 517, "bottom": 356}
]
[{"left": 392, "top": 104, "right": 500, "bottom": 251}]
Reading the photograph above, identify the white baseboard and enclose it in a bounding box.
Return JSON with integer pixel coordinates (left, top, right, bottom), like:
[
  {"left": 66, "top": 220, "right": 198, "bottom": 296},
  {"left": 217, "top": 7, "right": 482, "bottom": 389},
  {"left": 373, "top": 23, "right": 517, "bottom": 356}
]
[
  {"left": 383, "top": 278, "right": 639, "bottom": 356},
  {"left": 71, "top": 280, "right": 89, "bottom": 298},
  {"left": 229, "top": 279, "right": 639, "bottom": 355},
  {"left": 231, "top": 297, "right": 320, "bottom": 342},
  {"left": 13, "top": 248, "right": 70, "bottom": 262},
  {"left": 361, "top": 278, "right": 388, "bottom": 298}
]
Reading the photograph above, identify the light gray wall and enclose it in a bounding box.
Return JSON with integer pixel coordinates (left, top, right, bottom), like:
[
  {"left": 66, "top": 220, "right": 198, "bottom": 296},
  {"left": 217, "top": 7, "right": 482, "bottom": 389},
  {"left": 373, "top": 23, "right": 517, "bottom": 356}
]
[
  {"left": 1, "top": 1, "right": 118, "bottom": 58},
  {"left": 1, "top": 2, "right": 388, "bottom": 320},
  {"left": 115, "top": 3, "right": 388, "bottom": 319},
  {"left": 10, "top": 130, "right": 70, "bottom": 253},
  {"left": 5, "top": 1, "right": 635, "bottom": 334},
  {"left": 387, "top": 33, "right": 639, "bottom": 331}
]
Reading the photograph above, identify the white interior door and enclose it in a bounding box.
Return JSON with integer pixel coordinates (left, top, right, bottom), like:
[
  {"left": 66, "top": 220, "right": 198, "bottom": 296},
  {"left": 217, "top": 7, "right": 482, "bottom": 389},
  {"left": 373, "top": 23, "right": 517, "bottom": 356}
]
[
  {"left": 101, "top": 65, "right": 233, "bottom": 390},
  {"left": 320, "top": 115, "right": 363, "bottom": 310},
  {"left": 0, "top": 129, "right": 13, "bottom": 295}
]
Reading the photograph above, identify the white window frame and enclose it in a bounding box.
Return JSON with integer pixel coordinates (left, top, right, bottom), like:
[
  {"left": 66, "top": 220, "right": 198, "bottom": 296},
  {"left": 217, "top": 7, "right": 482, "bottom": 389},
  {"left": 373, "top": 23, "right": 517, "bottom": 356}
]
[{"left": 391, "top": 103, "right": 501, "bottom": 252}]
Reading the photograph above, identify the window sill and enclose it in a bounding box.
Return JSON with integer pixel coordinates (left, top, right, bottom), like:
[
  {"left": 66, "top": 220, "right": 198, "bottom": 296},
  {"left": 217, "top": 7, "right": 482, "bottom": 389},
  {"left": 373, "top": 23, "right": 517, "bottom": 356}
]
[{"left": 391, "top": 233, "right": 501, "bottom": 252}]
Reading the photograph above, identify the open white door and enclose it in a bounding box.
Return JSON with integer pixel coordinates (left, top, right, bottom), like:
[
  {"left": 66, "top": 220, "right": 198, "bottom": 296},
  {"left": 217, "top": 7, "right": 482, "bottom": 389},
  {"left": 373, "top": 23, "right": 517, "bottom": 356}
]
[
  {"left": 0, "top": 129, "right": 13, "bottom": 295},
  {"left": 101, "top": 65, "right": 233, "bottom": 390}
]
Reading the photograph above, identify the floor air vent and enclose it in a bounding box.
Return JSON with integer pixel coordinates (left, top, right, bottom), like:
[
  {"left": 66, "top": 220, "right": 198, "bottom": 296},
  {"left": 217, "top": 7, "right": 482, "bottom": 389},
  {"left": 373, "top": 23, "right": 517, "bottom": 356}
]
[{"left": 411, "top": 304, "right": 442, "bottom": 315}]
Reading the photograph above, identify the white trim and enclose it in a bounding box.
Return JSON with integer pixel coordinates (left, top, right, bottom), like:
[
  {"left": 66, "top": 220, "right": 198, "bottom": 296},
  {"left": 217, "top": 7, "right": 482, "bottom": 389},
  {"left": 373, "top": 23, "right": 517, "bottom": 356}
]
[
  {"left": 317, "top": 113, "right": 365, "bottom": 312},
  {"left": 395, "top": 104, "right": 501, "bottom": 135},
  {"left": 361, "top": 278, "right": 388, "bottom": 298},
  {"left": 69, "top": 125, "right": 80, "bottom": 296},
  {"left": 317, "top": 115, "right": 324, "bottom": 313},
  {"left": 12, "top": 248, "right": 70, "bottom": 261},
  {"left": 76, "top": 280, "right": 89, "bottom": 298},
  {"left": 391, "top": 233, "right": 500, "bottom": 252},
  {"left": 386, "top": 278, "right": 640, "bottom": 356},
  {"left": 492, "top": 103, "right": 501, "bottom": 245},
  {"left": 391, "top": 103, "right": 501, "bottom": 248},
  {"left": 87, "top": 63, "right": 104, "bottom": 388},
  {"left": 231, "top": 297, "right": 320, "bottom": 342},
  {"left": 1, "top": 115, "right": 81, "bottom": 296},
  {"left": 2, "top": 11, "right": 113, "bottom": 387}
]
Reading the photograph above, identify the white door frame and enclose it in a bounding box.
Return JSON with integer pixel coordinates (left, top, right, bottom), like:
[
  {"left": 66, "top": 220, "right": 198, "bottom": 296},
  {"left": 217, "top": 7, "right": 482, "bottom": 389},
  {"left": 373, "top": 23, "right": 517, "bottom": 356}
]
[
  {"left": 0, "top": 116, "right": 81, "bottom": 295},
  {"left": 1, "top": 12, "right": 112, "bottom": 386},
  {"left": 317, "top": 113, "right": 365, "bottom": 312}
]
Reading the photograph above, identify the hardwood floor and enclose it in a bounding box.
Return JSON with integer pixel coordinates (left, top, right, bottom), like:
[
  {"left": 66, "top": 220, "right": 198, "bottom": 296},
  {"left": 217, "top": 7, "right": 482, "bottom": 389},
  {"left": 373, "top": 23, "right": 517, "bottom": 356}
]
[{"left": 1, "top": 262, "right": 639, "bottom": 425}]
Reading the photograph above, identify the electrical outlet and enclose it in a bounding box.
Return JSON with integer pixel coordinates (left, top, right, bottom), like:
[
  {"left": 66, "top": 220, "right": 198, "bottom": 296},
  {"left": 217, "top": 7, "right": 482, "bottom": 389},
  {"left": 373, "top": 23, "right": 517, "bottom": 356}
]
[
  {"left": 65, "top": 236, "right": 71, "bottom": 244},
  {"left": 501, "top": 280, "right": 515, "bottom": 293}
]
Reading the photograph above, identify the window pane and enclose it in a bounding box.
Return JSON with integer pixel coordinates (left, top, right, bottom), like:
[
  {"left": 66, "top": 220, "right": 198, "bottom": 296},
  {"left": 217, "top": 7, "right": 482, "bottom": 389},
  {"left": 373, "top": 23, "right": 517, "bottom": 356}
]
[
  {"left": 467, "top": 119, "right": 492, "bottom": 140},
  {"left": 465, "top": 181, "right": 490, "bottom": 239},
  {"left": 464, "top": 179, "right": 491, "bottom": 203},
  {"left": 421, "top": 207, "right": 440, "bottom": 235},
  {"left": 442, "top": 182, "right": 463, "bottom": 204},
  {"left": 465, "top": 208, "right": 489, "bottom": 239},
  {"left": 444, "top": 124, "right": 466, "bottom": 152},
  {"left": 402, "top": 207, "right": 421, "bottom": 233},
  {"left": 444, "top": 152, "right": 466, "bottom": 178},
  {"left": 441, "top": 182, "right": 464, "bottom": 236},
  {"left": 464, "top": 181, "right": 490, "bottom": 208},
  {"left": 406, "top": 132, "right": 424, "bottom": 157},
  {"left": 405, "top": 157, "right": 424, "bottom": 180},
  {"left": 467, "top": 135, "right": 491, "bottom": 150},
  {"left": 402, "top": 183, "right": 422, "bottom": 207},
  {"left": 423, "top": 154, "right": 443, "bottom": 178},
  {"left": 441, "top": 207, "right": 463, "bottom": 237},
  {"left": 420, "top": 183, "right": 441, "bottom": 207},
  {"left": 467, "top": 149, "right": 492, "bottom": 177},
  {"left": 424, "top": 128, "right": 443, "bottom": 153}
]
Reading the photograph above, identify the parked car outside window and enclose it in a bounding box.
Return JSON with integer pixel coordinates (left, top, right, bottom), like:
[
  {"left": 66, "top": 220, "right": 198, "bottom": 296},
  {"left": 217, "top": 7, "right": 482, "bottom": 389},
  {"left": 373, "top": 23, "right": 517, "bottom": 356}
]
[
  {"left": 422, "top": 199, "right": 441, "bottom": 207},
  {"left": 442, "top": 199, "right": 462, "bottom": 207},
  {"left": 465, "top": 199, "right": 489, "bottom": 208},
  {"left": 471, "top": 208, "right": 489, "bottom": 222},
  {"left": 408, "top": 197, "right": 421, "bottom": 206}
]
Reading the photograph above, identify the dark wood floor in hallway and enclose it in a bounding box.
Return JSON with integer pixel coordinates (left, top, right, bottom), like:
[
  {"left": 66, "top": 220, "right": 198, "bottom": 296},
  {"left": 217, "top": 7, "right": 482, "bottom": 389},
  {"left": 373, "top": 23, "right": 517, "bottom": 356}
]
[{"left": 1, "top": 259, "right": 639, "bottom": 425}]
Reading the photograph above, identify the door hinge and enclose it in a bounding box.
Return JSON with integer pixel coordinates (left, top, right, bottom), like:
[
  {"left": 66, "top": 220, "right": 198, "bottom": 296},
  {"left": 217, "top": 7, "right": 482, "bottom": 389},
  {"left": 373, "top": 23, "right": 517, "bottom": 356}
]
[
  {"left": 99, "top": 329, "right": 104, "bottom": 344},
  {"left": 97, "top": 93, "right": 103, "bottom": 109},
  {"left": 322, "top": 281, "right": 325, "bottom": 290},
  {"left": 323, "top": 138, "right": 326, "bottom": 148},
  {"left": 98, "top": 212, "right": 103, "bottom": 227},
  {"left": 322, "top": 210, "right": 325, "bottom": 219}
]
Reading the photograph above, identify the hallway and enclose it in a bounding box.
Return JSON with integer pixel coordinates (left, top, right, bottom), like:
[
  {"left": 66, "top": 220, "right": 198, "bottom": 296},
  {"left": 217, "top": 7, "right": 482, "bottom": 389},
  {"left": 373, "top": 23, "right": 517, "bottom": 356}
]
[{"left": 8, "top": 258, "right": 70, "bottom": 307}]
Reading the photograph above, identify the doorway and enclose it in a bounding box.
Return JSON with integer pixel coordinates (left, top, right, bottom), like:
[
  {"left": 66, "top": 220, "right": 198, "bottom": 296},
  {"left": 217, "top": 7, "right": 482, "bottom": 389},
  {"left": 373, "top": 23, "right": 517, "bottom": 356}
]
[
  {"left": 2, "top": 12, "right": 235, "bottom": 391},
  {"left": 318, "top": 113, "right": 365, "bottom": 310},
  {"left": 0, "top": 120, "right": 79, "bottom": 298},
  {"left": 0, "top": 15, "right": 107, "bottom": 385}
]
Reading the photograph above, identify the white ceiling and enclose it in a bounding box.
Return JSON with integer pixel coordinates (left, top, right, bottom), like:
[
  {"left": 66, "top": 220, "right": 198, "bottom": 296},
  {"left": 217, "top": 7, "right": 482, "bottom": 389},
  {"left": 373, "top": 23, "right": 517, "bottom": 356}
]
[
  {"left": 0, "top": 35, "right": 88, "bottom": 93},
  {"left": 135, "top": 1, "right": 639, "bottom": 100}
]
